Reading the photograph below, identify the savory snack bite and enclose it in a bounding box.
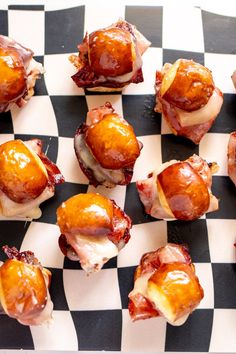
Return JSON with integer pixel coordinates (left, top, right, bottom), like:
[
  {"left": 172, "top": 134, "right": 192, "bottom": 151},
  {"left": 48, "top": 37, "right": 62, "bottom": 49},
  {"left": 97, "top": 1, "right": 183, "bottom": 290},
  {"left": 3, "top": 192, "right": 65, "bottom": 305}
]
[
  {"left": 228, "top": 132, "right": 236, "bottom": 186},
  {"left": 57, "top": 193, "right": 132, "bottom": 273},
  {"left": 0, "top": 35, "right": 44, "bottom": 113},
  {"left": 136, "top": 154, "right": 219, "bottom": 221},
  {"left": 231, "top": 70, "right": 236, "bottom": 89},
  {"left": 128, "top": 243, "right": 204, "bottom": 325},
  {"left": 155, "top": 59, "right": 223, "bottom": 144},
  {"left": 0, "top": 139, "right": 64, "bottom": 218},
  {"left": 0, "top": 246, "right": 53, "bottom": 326},
  {"left": 74, "top": 102, "right": 142, "bottom": 187},
  {"left": 69, "top": 20, "right": 150, "bottom": 91}
]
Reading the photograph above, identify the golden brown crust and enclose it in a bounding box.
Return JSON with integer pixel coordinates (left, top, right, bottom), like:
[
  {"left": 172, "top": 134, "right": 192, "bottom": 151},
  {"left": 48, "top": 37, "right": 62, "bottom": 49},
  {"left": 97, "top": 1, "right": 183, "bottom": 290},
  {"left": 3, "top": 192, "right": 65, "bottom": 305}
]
[
  {"left": 157, "top": 161, "right": 210, "bottom": 220},
  {"left": 85, "top": 114, "right": 141, "bottom": 169},
  {"left": 0, "top": 140, "right": 48, "bottom": 203},
  {"left": 148, "top": 262, "right": 204, "bottom": 321},
  {"left": 161, "top": 59, "right": 215, "bottom": 112},
  {"left": 0, "top": 259, "right": 47, "bottom": 319},
  {"left": 57, "top": 193, "right": 114, "bottom": 236},
  {"left": 89, "top": 28, "right": 134, "bottom": 77},
  {"left": 0, "top": 47, "right": 27, "bottom": 104}
]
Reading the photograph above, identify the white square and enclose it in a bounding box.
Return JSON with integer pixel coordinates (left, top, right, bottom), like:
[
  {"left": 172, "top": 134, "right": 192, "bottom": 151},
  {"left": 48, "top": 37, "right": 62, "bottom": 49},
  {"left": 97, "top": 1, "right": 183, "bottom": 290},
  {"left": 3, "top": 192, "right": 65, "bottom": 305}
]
[
  {"left": 209, "top": 309, "right": 236, "bottom": 352},
  {"left": 121, "top": 309, "right": 166, "bottom": 352},
  {"left": 84, "top": 4, "right": 125, "bottom": 35},
  {"left": 31, "top": 311, "right": 78, "bottom": 350},
  {"left": 123, "top": 47, "right": 163, "bottom": 95},
  {"left": 161, "top": 114, "right": 173, "bottom": 135},
  {"left": 163, "top": 6, "right": 204, "bottom": 52},
  {"left": 87, "top": 184, "right": 126, "bottom": 210},
  {"left": 8, "top": 10, "right": 44, "bottom": 56},
  {"left": 44, "top": 53, "right": 85, "bottom": 96},
  {"left": 86, "top": 94, "right": 123, "bottom": 117},
  {"left": 194, "top": 263, "right": 214, "bottom": 309},
  {"left": 57, "top": 137, "right": 89, "bottom": 184},
  {"left": 0, "top": 134, "right": 15, "bottom": 145},
  {"left": 12, "top": 96, "right": 58, "bottom": 136},
  {"left": 207, "top": 219, "right": 236, "bottom": 263},
  {"left": 199, "top": 133, "right": 229, "bottom": 176},
  {"left": 20, "top": 222, "right": 64, "bottom": 269},
  {"left": 118, "top": 221, "right": 167, "bottom": 268},
  {"left": 132, "top": 135, "right": 162, "bottom": 182},
  {"left": 63, "top": 268, "right": 121, "bottom": 310},
  {"left": 204, "top": 53, "right": 236, "bottom": 93}
]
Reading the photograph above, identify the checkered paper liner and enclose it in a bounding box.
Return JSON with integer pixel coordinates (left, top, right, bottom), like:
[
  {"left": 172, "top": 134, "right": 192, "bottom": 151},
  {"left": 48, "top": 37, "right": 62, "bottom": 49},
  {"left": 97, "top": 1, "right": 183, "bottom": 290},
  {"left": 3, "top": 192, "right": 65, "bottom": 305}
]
[{"left": 0, "top": 3, "right": 235, "bottom": 352}]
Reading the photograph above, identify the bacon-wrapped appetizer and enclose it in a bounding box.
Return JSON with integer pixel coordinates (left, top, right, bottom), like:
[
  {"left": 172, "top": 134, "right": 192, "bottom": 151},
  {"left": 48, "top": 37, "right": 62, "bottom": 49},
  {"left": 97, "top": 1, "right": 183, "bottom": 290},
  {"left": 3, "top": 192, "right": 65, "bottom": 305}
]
[
  {"left": 227, "top": 132, "right": 236, "bottom": 186},
  {"left": 69, "top": 20, "right": 150, "bottom": 91},
  {"left": 155, "top": 59, "right": 223, "bottom": 144},
  {"left": 57, "top": 193, "right": 131, "bottom": 273},
  {"left": 0, "top": 35, "right": 44, "bottom": 113},
  {"left": 137, "top": 154, "right": 219, "bottom": 221},
  {"left": 128, "top": 243, "right": 204, "bottom": 325},
  {"left": 0, "top": 246, "right": 53, "bottom": 326},
  {"left": 0, "top": 139, "right": 64, "bottom": 219},
  {"left": 74, "top": 102, "right": 142, "bottom": 187}
]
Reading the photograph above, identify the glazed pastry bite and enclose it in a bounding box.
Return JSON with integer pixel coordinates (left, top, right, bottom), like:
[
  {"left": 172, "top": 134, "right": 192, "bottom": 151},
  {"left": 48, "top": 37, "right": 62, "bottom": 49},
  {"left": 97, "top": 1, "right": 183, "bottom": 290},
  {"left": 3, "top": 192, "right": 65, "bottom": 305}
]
[
  {"left": 74, "top": 102, "right": 142, "bottom": 187},
  {"left": 0, "top": 139, "right": 64, "bottom": 219},
  {"left": 0, "top": 246, "right": 53, "bottom": 326},
  {"left": 128, "top": 243, "right": 204, "bottom": 325},
  {"left": 136, "top": 154, "right": 219, "bottom": 221},
  {"left": 227, "top": 132, "right": 236, "bottom": 186},
  {"left": 0, "top": 35, "right": 44, "bottom": 113},
  {"left": 69, "top": 20, "right": 150, "bottom": 91},
  {"left": 57, "top": 193, "right": 132, "bottom": 273},
  {"left": 155, "top": 59, "right": 223, "bottom": 144}
]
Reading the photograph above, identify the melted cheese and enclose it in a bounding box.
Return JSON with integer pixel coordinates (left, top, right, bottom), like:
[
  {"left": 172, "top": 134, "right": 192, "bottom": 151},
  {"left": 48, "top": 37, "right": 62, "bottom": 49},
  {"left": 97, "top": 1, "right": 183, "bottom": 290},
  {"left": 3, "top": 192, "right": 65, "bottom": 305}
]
[
  {"left": 177, "top": 89, "right": 223, "bottom": 127},
  {"left": 66, "top": 232, "right": 119, "bottom": 274}
]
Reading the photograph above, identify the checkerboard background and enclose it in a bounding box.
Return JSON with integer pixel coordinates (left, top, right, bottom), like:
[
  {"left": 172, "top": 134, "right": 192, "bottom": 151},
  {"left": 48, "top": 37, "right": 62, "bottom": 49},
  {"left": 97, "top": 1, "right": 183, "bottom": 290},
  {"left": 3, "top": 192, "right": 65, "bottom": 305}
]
[{"left": 0, "top": 3, "right": 235, "bottom": 352}]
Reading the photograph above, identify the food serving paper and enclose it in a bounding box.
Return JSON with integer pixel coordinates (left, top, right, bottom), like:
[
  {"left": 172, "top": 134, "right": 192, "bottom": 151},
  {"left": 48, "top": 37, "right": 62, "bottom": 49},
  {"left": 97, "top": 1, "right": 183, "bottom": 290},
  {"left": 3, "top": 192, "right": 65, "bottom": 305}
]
[{"left": 0, "top": 2, "right": 235, "bottom": 352}]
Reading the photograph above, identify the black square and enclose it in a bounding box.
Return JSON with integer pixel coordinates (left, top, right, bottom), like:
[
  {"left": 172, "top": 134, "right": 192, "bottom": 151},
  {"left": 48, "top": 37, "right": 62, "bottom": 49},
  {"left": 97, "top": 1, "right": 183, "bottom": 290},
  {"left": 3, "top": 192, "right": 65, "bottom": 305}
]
[
  {"left": 0, "top": 10, "right": 8, "bottom": 36},
  {"left": 125, "top": 6, "right": 162, "bottom": 47},
  {"left": 71, "top": 310, "right": 122, "bottom": 351},
  {"left": 165, "top": 309, "right": 213, "bottom": 351},
  {"left": 47, "top": 268, "right": 69, "bottom": 310},
  {"left": 50, "top": 96, "right": 88, "bottom": 138},
  {"left": 0, "top": 314, "right": 34, "bottom": 349},
  {"left": 8, "top": 5, "right": 44, "bottom": 10},
  {"left": 32, "top": 56, "right": 48, "bottom": 96},
  {"left": 64, "top": 255, "right": 117, "bottom": 270},
  {"left": 118, "top": 266, "right": 136, "bottom": 309},
  {"left": 124, "top": 182, "right": 157, "bottom": 225},
  {"left": 0, "top": 111, "right": 14, "bottom": 133},
  {"left": 14, "top": 134, "right": 58, "bottom": 163},
  {"left": 163, "top": 49, "right": 204, "bottom": 65},
  {"left": 122, "top": 95, "right": 161, "bottom": 136},
  {"left": 39, "top": 182, "right": 88, "bottom": 224},
  {"left": 167, "top": 219, "right": 210, "bottom": 262},
  {"left": 161, "top": 134, "right": 199, "bottom": 162},
  {"left": 206, "top": 176, "right": 236, "bottom": 219},
  {"left": 212, "top": 263, "right": 236, "bottom": 308},
  {"left": 45, "top": 6, "right": 85, "bottom": 54},
  {"left": 202, "top": 10, "right": 236, "bottom": 54},
  {"left": 0, "top": 221, "right": 31, "bottom": 262},
  {"left": 209, "top": 94, "right": 236, "bottom": 133}
]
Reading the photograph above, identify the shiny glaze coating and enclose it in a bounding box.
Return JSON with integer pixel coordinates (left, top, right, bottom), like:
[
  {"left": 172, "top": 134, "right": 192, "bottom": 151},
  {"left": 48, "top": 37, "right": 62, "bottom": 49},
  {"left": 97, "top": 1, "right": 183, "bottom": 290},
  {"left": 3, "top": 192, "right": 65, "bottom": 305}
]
[
  {"left": 85, "top": 113, "right": 141, "bottom": 169},
  {"left": 89, "top": 28, "right": 134, "bottom": 77},
  {"left": 57, "top": 193, "right": 114, "bottom": 236},
  {"left": 148, "top": 262, "right": 204, "bottom": 321},
  {"left": 157, "top": 162, "right": 210, "bottom": 220},
  {"left": 0, "top": 140, "right": 48, "bottom": 203},
  {"left": 161, "top": 59, "right": 215, "bottom": 112},
  {"left": 0, "top": 259, "right": 47, "bottom": 320},
  {"left": 0, "top": 47, "right": 27, "bottom": 104}
]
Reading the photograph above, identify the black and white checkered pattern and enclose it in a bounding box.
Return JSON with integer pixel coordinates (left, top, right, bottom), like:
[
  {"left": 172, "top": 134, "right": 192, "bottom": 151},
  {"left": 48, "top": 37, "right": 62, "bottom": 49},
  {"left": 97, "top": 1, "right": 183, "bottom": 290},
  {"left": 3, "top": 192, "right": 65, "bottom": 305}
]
[{"left": 0, "top": 3, "right": 236, "bottom": 351}]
